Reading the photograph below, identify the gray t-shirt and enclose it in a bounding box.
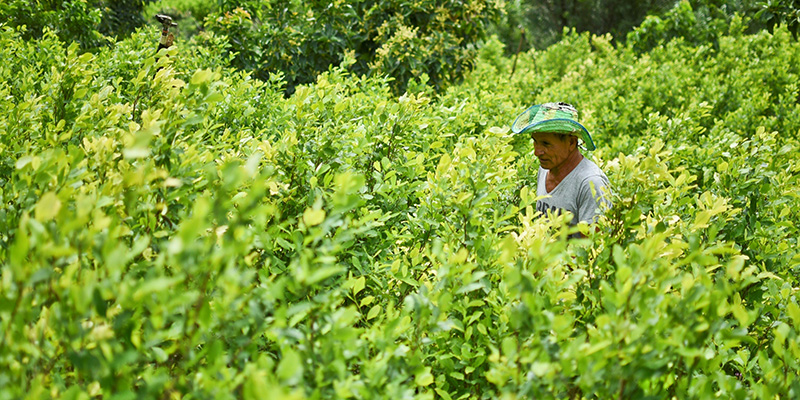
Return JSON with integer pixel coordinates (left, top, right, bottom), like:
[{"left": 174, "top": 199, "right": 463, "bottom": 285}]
[{"left": 536, "top": 157, "right": 611, "bottom": 225}]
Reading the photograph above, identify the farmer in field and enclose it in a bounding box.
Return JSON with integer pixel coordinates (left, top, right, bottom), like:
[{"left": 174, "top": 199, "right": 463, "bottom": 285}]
[{"left": 512, "top": 102, "right": 611, "bottom": 231}]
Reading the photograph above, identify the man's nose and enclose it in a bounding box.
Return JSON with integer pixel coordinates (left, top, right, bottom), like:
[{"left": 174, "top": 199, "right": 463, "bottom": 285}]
[{"left": 534, "top": 146, "right": 544, "bottom": 156}]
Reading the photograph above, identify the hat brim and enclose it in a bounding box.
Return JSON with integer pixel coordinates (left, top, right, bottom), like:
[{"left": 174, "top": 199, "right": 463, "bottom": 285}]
[{"left": 512, "top": 107, "right": 596, "bottom": 151}]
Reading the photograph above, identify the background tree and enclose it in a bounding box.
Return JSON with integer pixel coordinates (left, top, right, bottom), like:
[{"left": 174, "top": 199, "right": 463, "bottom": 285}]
[
  {"left": 98, "top": 0, "right": 158, "bottom": 39},
  {"left": 490, "top": 0, "right": 769, "bottom": 54},
  {"left": 0, "top": 0, "right": 156, "bottom": 49},
  {"left": 204, "top": 0, "right": 503, "bottom": 95},
  {"left": 756, "top": 0, "right": 800, "bottom": 38},
  {"left": 491, "top": 0, "right": 676, "bottom": 53},
  {"left": 1, "top": 0, "right": 105, "bottom": 48},
  {"left": 627, "top": 0, "right": 764, "bottom": 53}
]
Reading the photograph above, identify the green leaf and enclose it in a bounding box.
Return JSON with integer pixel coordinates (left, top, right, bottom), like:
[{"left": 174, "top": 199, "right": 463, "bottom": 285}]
[
  {"left": 15, "top": 156, "right": 33, "bottom": 170},
  {"left": 277, "top": 349, "right": 303, "bottom": 385},
  {"left": 367, "top": 305, "right": 381, "bottom": 320},
  {"left": 9, "top": 218, "right": 30, "bottom": 269},
  {"left": 787, "top": 301, "right": 800, "bottom": 328},
  {"left": 612, "top": 245, "right": 626, "bottom": 268},
  {"left": 303, "top": 208, "right": 326, "bottom": 227},
  {"left": 207, "top": 341, "right": 224, "bottom": 365},
  {"left": 74, "top": 87, "right": 88, "bottom": 99},
  {"left": 434, "top": 389, "right": 453, "bottom": 400},
  {"left": 122, "top": 148, "right": 150, "bottom": 159},
  {"left": 532, "top": 362, "right": 551, "bottom": 377},
  {"left": 456, "top": 281, "right": 484, "bottom": 294},
  {"left": 501, "top": 336, "right": 517, "bottom": 358},
  {"left": 488, "top": 126, "right": 508, "bottom": 135},
  {"left": 353, "top": 276, "right": 366, "bottom": 296},
  {"left": 204, "top": 91, "right": 224, "bottom": 104},
  {"left": 198, "top": 302, "right": 212, "bottom": 329},
  {"left": 520, "top": 186, "right": 530, "bottom": 205},
  {"left": 305, "top": 266, "right": 345, "bottom": 285},
  {"left": 334, "top": 101, "right": 346, "bottom": 114},
  {"left": 133, "top": 277, "right": 183, "bottom": 301},
  {"left": 360, "top": 296, "right": 374, "bottom": 307},
  {"left": 415, "top": 367, "right": 434, "bottom": 387},
  {"left": 93, "top": 288, "right": 107, "bottom": 317},
  {"left": 191, "top": 68, "right": 213, "bottom": 85},
  {"left": 35, "top": 192, "right": 61, "bottom": 221},
  {"left": 152, "top": 347, "right": 168, "bottom": 363},
  {"left": 732, "top": 304, "right": 752, "bottom": 327}
]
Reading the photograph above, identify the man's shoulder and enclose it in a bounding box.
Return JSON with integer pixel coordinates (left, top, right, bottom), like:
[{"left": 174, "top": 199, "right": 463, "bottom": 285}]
[{"left": 574, "top": 158, "right": 608, "bottom": 181}]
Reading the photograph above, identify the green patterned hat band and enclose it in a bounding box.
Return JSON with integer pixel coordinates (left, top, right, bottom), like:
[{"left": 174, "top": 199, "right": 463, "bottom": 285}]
[{"left": 511, "top": 102, "right": 596, "bottom": 151}]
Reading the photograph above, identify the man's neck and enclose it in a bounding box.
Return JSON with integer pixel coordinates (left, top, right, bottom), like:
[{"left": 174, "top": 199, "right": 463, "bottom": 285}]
[{"left": 548, "top": 150, "right": 584, "bottom": 183}]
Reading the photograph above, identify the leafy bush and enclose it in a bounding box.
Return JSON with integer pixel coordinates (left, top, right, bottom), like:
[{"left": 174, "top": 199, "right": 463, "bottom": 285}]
[
  {"left": 0, "top": 0, "right": 105, "bottom": 48},
  {"left": 626, "top": 0, "right": 764, "bottom": 53},
  {"left": 0, "top": 0, "right": 156, "bottom": 49}
]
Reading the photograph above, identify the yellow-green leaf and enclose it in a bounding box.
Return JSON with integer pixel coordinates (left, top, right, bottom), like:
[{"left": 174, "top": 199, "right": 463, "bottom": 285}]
[
  {"left": 732, "top": 304, "right": 751, "bottom": 327},
  {"left": 353, "top": 276, "right": 366, "bottom": 296},
  {"left": 191, "top": 68, "right": 213, "bottom": 85},
  {"left": 35, "top": 192, "right": 61, "bottom": 222},
  {"left": 415, "top": 367, "right": 434, "bottom": 387},
  {"left": 15, "top": 156, "right": 33, "bottom": 170},
  {"left": 277, "top": 349, "right": 303, "bottom": 385},
  {"left": 303, "top": 208, "right": 326, "bottom": 226},
  {"left": 532, "top": 361, "right": 551, "bottom": 377},
  {"left": 367, "top": 305, "right": 381, "bottom": 320},
  {"left": 787, "top": 301, "right": 800, "bottom": 328}
]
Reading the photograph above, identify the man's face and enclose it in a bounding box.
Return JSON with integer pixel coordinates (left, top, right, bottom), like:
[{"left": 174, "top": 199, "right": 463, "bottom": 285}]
[{"left": 531, "top": 132, "right": 576, "bottom": 170}]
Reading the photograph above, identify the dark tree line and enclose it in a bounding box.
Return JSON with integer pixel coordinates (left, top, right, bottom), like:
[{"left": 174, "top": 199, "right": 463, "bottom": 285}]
[
  {"left": 493, "top": 0, "right": 676, "bottom": 52},
  {"left": 493, "top": 0, "right": 772, "bottom": 53}
]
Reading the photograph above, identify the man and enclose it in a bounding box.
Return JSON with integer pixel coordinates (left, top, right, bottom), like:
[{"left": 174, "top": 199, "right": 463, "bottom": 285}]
[{"left": 512, "top": 102, "right": 611, "bottom": 230}]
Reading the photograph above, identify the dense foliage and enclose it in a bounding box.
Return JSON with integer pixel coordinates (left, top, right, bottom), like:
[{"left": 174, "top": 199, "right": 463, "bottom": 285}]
[
  {"left": 0, "top": 0, "right": 156, "bottom": 48},
  {"left": 1, "top": 8, "right": 800, "bottom": 400},
  {"left": 756, "top": 0, "right": 800, "bottom": 38},
  {"left": 204, "top": 0, "right": 503, "bottom": 95},
  {"left": 626, "top": 0, "right": 768, "bottom": 52},
  {"left": 493, "top": 0, "right": 676, "bottom": 52}
]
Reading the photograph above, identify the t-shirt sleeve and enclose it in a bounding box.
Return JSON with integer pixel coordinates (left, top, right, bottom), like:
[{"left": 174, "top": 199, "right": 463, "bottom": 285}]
[{"left": 577, "top": 175, "right": 611, "bottom": 223}]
